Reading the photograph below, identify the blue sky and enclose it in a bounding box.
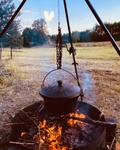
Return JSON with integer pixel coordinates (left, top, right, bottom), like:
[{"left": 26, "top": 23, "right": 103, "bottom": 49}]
[{"left": 13, "top": 0, "right": 120, "bottom": 35}]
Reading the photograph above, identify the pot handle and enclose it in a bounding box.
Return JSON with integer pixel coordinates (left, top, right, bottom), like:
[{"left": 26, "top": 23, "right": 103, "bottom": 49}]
[{"left": 41, "top": 68, "right": 78, "bottom": 88}]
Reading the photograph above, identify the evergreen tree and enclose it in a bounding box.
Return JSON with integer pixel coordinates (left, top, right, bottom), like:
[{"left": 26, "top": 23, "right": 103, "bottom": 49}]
[{"left": 0, "top": 0, "right": 22, "bottom": 48}]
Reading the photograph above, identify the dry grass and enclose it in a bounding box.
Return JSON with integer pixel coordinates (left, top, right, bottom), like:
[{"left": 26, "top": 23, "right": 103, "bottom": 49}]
[{"left": 0, "top": 59, "right": 27, "bottom": 86}]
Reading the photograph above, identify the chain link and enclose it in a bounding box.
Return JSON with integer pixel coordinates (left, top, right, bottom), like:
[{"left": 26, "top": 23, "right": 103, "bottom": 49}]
[{"left": 56, "top": 24, "right": 62, "bottom": 69}]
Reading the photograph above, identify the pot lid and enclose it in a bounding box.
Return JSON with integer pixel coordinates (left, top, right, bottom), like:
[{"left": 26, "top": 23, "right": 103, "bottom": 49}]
[{"left": 40, "top": 80, "right": 80, "bottom": 99}]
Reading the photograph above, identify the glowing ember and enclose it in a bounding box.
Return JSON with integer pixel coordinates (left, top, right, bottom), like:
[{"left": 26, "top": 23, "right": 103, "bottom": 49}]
[{"left": 21, "top": 132, "right": 26, "bottom": 137}]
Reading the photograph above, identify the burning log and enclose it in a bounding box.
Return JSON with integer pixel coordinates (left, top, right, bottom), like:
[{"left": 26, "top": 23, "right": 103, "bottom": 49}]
[{"left": 65, "top": 114, "right": 116, "bottom": 127}]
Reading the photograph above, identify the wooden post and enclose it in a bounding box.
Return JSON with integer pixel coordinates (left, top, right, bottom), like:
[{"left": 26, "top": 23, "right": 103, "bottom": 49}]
[
  {"left": 0, "top": 43, "right": 3, "bottom": 60},
  {"left": 0, "top": 49, "right": 2, "bottom": 60},
  {"left": 10, "top": 47, "right": 12, "bottom": 59}
]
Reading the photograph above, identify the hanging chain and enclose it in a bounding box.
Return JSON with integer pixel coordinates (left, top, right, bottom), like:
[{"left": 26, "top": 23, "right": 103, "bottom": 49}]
[
  {"left": 56, "top": 0, "right": 62, "bottom": 69},
  {"left": 56, "top": 22, "right": 62, "bottom": 69}
]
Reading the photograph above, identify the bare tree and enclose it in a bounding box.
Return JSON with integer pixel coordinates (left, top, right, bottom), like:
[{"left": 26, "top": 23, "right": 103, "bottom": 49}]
[{"left": 32, "top": 19, "right": 47, "bottom": 34}]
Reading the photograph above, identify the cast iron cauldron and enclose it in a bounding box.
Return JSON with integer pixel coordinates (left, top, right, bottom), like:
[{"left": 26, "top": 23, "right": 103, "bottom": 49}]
[{"left": 39, "top": 69, "right": 81, "bottom": 115}]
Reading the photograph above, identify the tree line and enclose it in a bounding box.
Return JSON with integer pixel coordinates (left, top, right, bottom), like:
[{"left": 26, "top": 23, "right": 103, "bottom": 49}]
[
  {"left": 0, "top": 0, "right": 120, "bottom": 49},
  {"left": 62, "top": 22, "right": 120, "bottom": 43}
]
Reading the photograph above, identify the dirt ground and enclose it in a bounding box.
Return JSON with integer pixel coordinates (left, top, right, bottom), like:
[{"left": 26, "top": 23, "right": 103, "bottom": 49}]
[{"left": 0, "top": 47, "right": 120, "bottom": 149}]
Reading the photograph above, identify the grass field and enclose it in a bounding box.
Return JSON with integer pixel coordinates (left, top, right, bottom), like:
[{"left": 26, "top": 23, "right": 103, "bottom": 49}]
[{"left": 2, "top": 42, "right": 120, "bottom": 60}]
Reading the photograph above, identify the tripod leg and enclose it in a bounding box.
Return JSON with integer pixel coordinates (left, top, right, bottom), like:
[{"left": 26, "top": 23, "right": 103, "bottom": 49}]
[{"left": 85, "top": 0, "right": 120, "bottom": 56}]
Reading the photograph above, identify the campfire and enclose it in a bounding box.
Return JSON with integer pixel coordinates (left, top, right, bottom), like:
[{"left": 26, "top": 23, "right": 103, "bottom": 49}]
[
  {"left": 29, "top": 111, "right": 103, "bottom": 150},
  {"left": 10, "top": 101, "right": 114, "bottom": 150}
]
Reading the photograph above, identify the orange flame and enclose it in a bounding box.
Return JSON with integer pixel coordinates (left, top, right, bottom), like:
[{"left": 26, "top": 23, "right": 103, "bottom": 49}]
[
  {"left": 68, "top": 111, "right": 85, "bottom": 125},
  {"left": 32, "top": 112, "right": 86, "bottom": 149},
  {"left": 38, "top": 120, "right": 66, "bottom": 149}
]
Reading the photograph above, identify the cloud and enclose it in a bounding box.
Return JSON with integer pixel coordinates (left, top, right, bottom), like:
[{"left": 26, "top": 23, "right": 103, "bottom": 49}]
[
  {"left": 14, "top": 0, "right": 22, "bottom": 2},
  {"left": 110, "top": 17, "right": 120, "bottom": 22},
  {"left": 20, "top": 10, "right": 39, "bottom": 15},
  {"left": 44, "top": 11, "right": 54, "bottom": 22}
]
